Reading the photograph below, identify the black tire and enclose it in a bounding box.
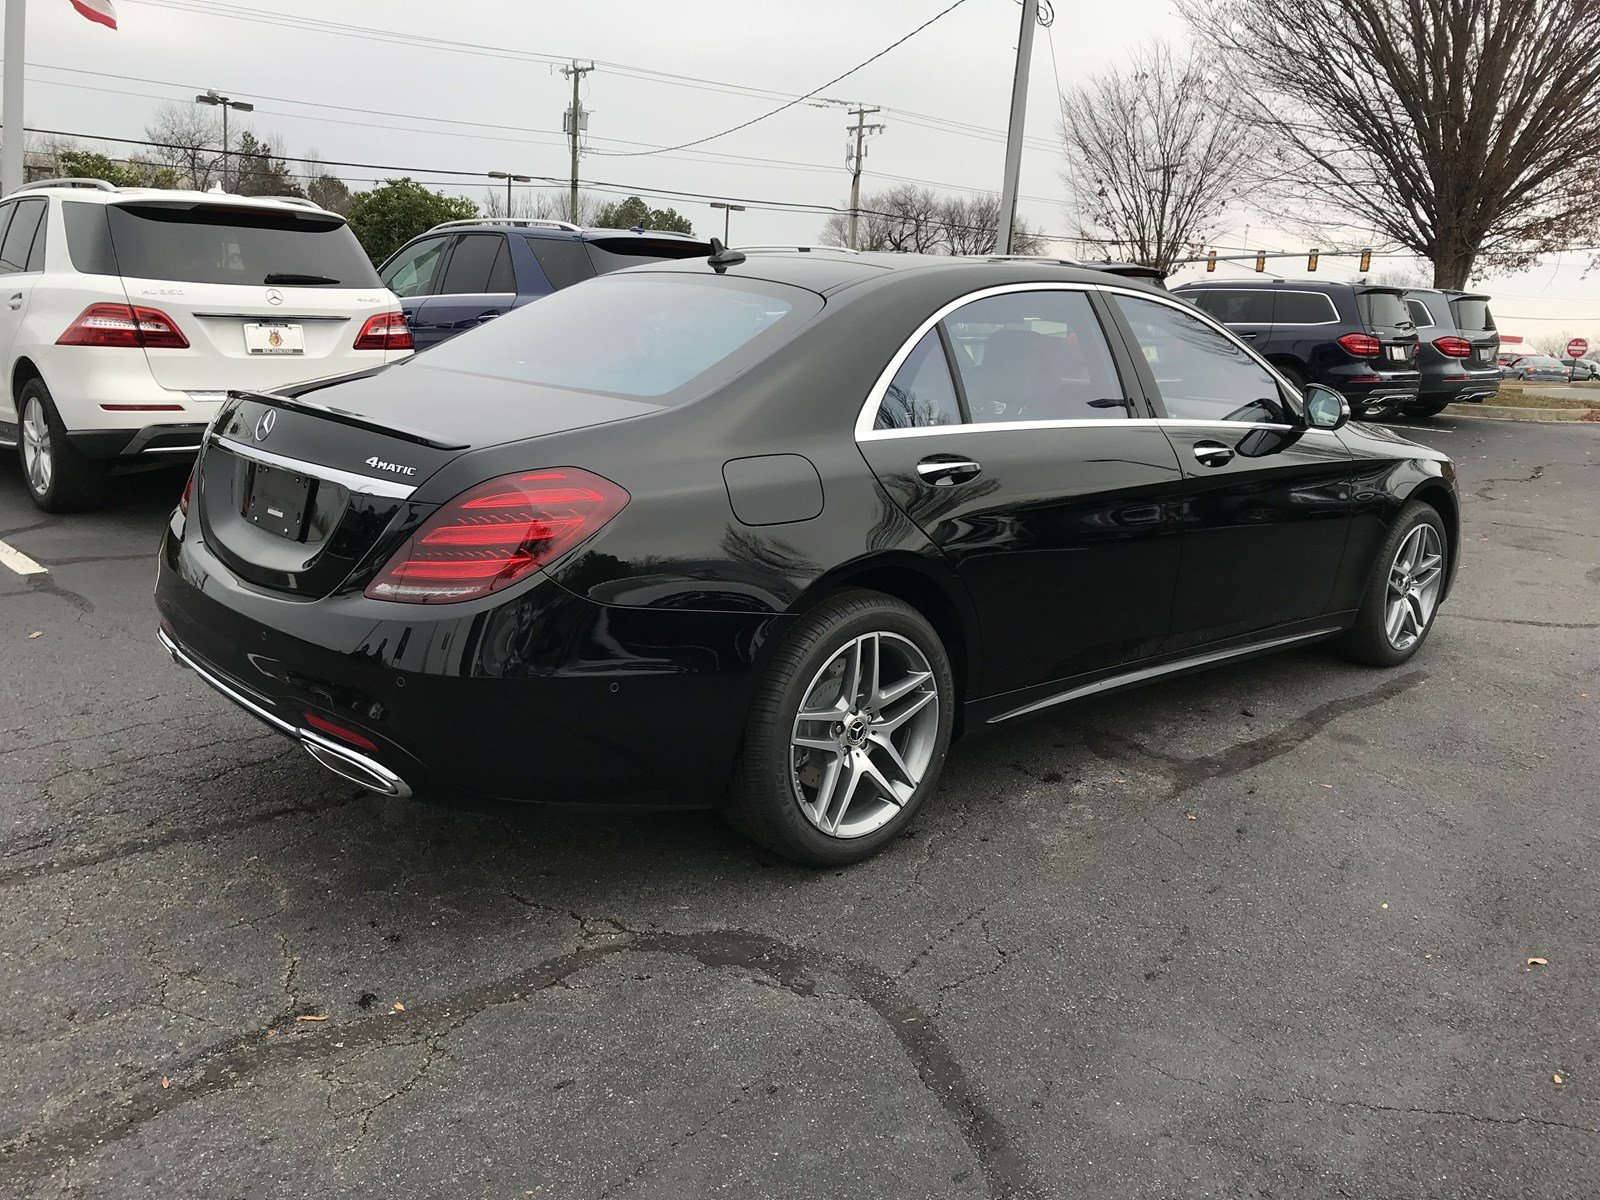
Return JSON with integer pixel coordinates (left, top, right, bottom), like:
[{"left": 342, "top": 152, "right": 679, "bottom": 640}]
[
  {"left": 1336, "top": 500, "right": 1449, "bottom": 667},
  {"left": 724, "top": 589, "right": 956, "bottom": 866},
  {"left": 1403, "top": 398, "right": 1451, "bottom": 418},
  {"left": 16, "top": 377, "right": 107, "bottom": 513},
  {"left": 1276, "top": 364, "right": 1307, "bottom": 393}
]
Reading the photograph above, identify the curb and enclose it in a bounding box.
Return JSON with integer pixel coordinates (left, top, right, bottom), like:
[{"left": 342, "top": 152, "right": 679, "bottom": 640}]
[{"left": 1444, "top": 403, "right": 1600, "bottom": 423}]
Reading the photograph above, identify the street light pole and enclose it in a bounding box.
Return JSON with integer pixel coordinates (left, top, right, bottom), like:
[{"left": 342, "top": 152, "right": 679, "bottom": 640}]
[
  {"left": 709, "top": 201, "right": 745, "bottom": 242},
  {"left": 194, "top": 90, "right": 254, "bottom": 191},
  {"left": 995, "top": 0, "right": 1038, "bottom": 254},
  {"left": 487, "top": 171, "right": 533, "bottom": 216}
]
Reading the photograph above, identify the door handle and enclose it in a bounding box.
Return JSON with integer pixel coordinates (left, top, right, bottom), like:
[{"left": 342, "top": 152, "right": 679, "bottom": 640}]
[
  {"left": 476, "top": 311, "right": 502, "bottom": 322},
  {"left": 916, "top": 458, "right": 982, "bottom": 485},
  {"left": 1239, "top": 331, "right": 1259, "bottom": 339},
  {"left": 7, "top": 294, "right": 21, "bottom": 310},
  {"left": 1192, "top": 441, "right": 1234, "bottom": 467}
]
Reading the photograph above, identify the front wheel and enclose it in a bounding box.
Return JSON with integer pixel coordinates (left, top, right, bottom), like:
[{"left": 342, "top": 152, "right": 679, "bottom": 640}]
[
  {"left": 725, "top": 590, "right": 955, "bottom": 866},
  {"left": 1337, "top": 500, "right": 1449, "bottom": 667}
]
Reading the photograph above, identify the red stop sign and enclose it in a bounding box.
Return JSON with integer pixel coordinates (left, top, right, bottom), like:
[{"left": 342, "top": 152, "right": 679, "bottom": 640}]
[{"left": 1567, "top": 337, "right": 1589, "bottom": 358}]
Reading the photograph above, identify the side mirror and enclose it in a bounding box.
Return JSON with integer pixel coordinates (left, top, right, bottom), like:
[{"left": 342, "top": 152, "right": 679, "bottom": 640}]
[{"left": 1303, "top": 384, "right": 1350, "bottom": 431}]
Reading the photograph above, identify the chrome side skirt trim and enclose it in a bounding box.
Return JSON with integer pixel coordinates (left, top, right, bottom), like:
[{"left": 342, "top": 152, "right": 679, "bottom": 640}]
[
  {"left": 212, "top": 435, "right": 417, "bottom": 499},
  {"left": 158, "top": 628, "right": 412, "bottom": 798},
  {"left": 987, "top": 627, "right": 1344, "bottom": 724}
]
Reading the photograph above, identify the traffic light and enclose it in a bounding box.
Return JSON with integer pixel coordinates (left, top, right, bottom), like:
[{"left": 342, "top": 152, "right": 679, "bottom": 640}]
[
  {"left": 1206, "top": 250, "right": 1217, "bottom": 272},
  {"left": 1307, "top": 248, "right": 1319, "bottom": 271},
  {"left": 1255, "top": 251, "right": 1266, "bottom": 272},
  {"left": 1359, "top": 248, "right": 1372, "bottom": 272}
]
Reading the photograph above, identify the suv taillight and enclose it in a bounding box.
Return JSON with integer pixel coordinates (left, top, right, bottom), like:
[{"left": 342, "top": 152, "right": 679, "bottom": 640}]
[
  {"left": 354, "top": 312, "right": 413, "bottom": 350},
  {"left": 57, "top": 303, "right": 189, "bottom": 349},
  {"left": 1336, "top": 332, "right": 1382, "bottom": 358},
  {"left": 179, "top": 466, "right": 195, "bottom": 516},
  {"left": 1433, "top": 336, "right": 1471, "bottom": 358},
  {"left": 365, "top": 468, "right": 628, "bottom": 604}
]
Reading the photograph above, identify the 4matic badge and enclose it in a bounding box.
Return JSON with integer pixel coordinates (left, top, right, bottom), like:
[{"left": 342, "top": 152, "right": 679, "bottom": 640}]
[{"left": 365, "top": 457, "right": 417, "bottom": 475}]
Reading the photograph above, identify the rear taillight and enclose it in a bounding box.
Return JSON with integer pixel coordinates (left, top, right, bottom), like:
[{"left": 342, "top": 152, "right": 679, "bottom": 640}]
[
  {"left": 1433, "top": 336, "right": 1472, "bottom": 358},
  {"left": 365, "top": 468, "right": 629, "bottom": 604},
  {"left": 57, "top": 303, "right": 189, "bottom": 349},
  {"left": 304, "top": 712, "right": 377, "bottom": 751},
  {"left": 354, "top": 312, "right": 413, "bottom": 351},
  {"left": 179, "top": 466, "right": 195, "bottom": 516},
  {"left": 1337, "top": 332, "right": 1382, "bottom": 358}
]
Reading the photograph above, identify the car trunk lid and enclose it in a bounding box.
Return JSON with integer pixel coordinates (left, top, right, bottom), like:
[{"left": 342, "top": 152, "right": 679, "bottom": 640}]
[
  {"left": 1355, "top": 286, "right": 1420, "bottom": 366},
  {"left": 1447, "top": 292, "right": 1500, "bottom": 366}
]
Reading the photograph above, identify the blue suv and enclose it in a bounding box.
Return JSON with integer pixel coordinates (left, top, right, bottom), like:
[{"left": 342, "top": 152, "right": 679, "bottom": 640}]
[{"left": 377, "top": 219, "right": 712, "bottom": 350}]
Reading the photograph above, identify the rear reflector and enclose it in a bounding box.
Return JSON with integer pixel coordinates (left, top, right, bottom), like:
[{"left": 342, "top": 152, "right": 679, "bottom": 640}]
[
  {"left": 365, "top": 468, "right": 628, "bottom": 604},
  {"left": 304, "top": 712, "right": 378, "bottom": 751},
  {"left": 354, "top": 311, "right": 414, "bottom": 351},
  {"left": 57, "top": 303, "right": 189, "bottom": 349},
  {"left": 1336, "top": 333, "right": 1382, "bottom": 358},
  {"left": 1432, "top": 336, "right": 1472, "bottom": 358},
  {"left": 101, "top": 403, "right": 185, "bottom": 412}
]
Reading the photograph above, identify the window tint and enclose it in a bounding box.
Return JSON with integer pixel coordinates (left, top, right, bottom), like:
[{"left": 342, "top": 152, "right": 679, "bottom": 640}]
[
  {"left": 1356, "top": 290, "right": 1413, "bottom": 331},
  {"left": 1274, "top": 291, "right": 1339, "bottom": 324},
  {"left": 1404, "top": 298, "right": 1436, "bottom": 329},
  {"left": 584, "top": 236, "right": 709, "bottom": 275},
  {"left": 943, "top": 290, "right": 1128, "bottom": 422},
  {"left": 1114, "top": 294, "right": 1293, "bottom": 424},
  {"left": 24, "top": 205, "right": 46, "bottom": 273},
  {"left": 1188, "top": 289, "right": 1273, "bottom": 324},
  {"left": 381, "top": 236, "right": 447, "bottom": 298},
  {"left": 0, "top": 199, "right": 44, "bottom": 274},
  {"left": 1451, "top": 296, "right": 1495, "bottom": 333},
  {"left": 62, "top": 201, "right": 118, "bottom": 274},
  {"left": 104, "top": 204, "right": 379, "bottom": 287},
  {"left": 526, "top": 237, "right": 594, "bottom": 290},
  {"left": 875, "top": 330, "right": 962, "bottom": 430},
  {"left": 418, "top": 275, "right": 817, "bottom": 403},
  {"left": 439, "top": 234, "right": 513, "bottom": 294}
]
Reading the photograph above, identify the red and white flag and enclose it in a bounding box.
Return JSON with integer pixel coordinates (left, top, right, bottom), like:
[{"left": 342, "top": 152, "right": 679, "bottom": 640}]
[{"left": 69, "top": 0, "right": 118, "bottom": 29}]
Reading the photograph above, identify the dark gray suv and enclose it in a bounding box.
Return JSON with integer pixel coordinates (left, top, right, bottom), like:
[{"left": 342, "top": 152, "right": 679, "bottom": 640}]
[{"left": 1401, "top": 289, "right": 1501, "bottom": 416}]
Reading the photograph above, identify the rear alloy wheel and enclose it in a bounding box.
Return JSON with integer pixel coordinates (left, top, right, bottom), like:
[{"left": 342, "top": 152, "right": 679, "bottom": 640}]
[
  {"left": 17, "top": 378, "right": 106, "bottom": 513},
  {"left": 726, "top": 590, "right": 954, "bottom": 865},
  {"left": 1337, "top": 500, "right": 1448, "bottom": 666}
]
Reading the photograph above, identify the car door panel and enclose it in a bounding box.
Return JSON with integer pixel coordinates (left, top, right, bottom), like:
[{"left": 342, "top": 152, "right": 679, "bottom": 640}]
[
  {"left": 378, "top": 234, "right": 450, "bottom": 347},
  {"left": 410, "top": 233, "right": 516, "bottom": 349}
]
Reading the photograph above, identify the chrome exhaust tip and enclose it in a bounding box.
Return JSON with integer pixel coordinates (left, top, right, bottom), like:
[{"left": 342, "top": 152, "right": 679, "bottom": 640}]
[{"left": 303, "top": 740, "right": 412, "bottom": 799}]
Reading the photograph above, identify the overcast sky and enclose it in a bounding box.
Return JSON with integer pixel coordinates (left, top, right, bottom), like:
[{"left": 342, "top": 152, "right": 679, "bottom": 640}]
[{"left": 8, "top": 0, "right": 1600, "bottom": 343}]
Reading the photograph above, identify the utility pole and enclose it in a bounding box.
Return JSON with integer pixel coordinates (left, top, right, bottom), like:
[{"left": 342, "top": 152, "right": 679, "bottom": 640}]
[
  {"left": 561, "top": 61, "right": 593, "bottom": 225},
  {"left": 845, "top": 106, "right": 884, "bottom": 250},
  {"left": 2, "top": 0, "right": 24, "bottom": 196},
  {"left": 996, "top": 0, "right": 1038, "bottom": 254}
]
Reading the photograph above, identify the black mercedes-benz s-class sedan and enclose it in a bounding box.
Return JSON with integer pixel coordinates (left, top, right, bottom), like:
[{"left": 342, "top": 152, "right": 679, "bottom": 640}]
[{"left": 156, "top": 248, "right": 1458, "bottom": 865}]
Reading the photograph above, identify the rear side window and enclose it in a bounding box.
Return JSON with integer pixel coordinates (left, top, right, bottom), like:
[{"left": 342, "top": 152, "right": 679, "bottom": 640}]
[
  {"left": 416, "top": 275, "right": 818, "bottom": 403},
  {"left": 875, "top": 330, "right": 962, "bottom": 430},
  {"left": 1274, "top": 292, "right": 1339, "bottom": 324},
  {"left": 381, "top": 235, "right": 448, "bottom": 298},
  {"left": 0, "top": 199, "right": 45, "bottom": 274},
  {"left": 1451, "top": 296, "right": 1496, "bottom": 333},
  {"left": 102, "top": 203, "right": 381, "bottom": 288},
  {"left": 584, "top": 236, "right": 710, "bottom": 275},
  {"left": 438, "top": 234, "right": 514, "bottom": 294},
  {"left": 1404, "top": 298, "right": 1437, "bottom": 329},
  {"left": 63, "top": 201, "right": 117, "bottom": 274},
  {"left": 1357, "top": 290, "right": 1413, "bottom": 331},
  {"left": 944, "top": 289, "right": 1129, "bottom": 421},
  {"left": 525, "top": 236, "right": 595, "bottom": 290},
  {"left": 1187, "top": 289, "right": 1273, "bottom": 324}
]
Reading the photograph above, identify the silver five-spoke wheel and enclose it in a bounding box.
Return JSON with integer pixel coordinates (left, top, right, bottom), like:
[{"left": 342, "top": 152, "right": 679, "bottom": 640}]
[
  {"left": 21, "top": 396, "right": 52, "bottom": 497},
  {"left": 1385, "top": 522, "right": 1444, "bottom": 651},
  {"left": 790, "top": 631, "right": 940, "bottom": 838}
]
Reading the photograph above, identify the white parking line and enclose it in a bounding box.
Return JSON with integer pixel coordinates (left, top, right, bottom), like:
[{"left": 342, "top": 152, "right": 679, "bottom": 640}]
[{"left": 0, "top": 538, "right": 47, "bottom": 576}]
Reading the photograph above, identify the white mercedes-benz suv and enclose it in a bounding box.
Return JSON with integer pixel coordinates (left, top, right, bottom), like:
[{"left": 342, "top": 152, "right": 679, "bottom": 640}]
[{"left": 0, "top": 179, "right": 412, "bottom": 511}]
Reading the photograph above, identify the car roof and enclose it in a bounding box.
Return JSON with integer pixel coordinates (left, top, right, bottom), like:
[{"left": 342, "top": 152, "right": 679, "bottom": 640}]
[
  {"left": 12, "top": 179, "right": 331, "bottom": 214},
  {"left": 421, "top": 217, "right": 710, "bottom": 245}
]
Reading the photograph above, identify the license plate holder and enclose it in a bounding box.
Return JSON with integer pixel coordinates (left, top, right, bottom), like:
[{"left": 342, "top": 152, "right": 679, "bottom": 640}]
[
  {"left": 244, "top": 465, "right": 313, "bottom": 540},
  {"left": 1386, "top": 345, "right": 1408, "bottom": 362},
  {"left": 243, "top": 322, "right": 305, "bottom": 355}
]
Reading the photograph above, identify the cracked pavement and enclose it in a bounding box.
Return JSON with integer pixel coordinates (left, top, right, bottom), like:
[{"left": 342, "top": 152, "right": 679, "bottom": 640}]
[{"left": 1, "top": 416, "right": 1597, "bottom": 1199}]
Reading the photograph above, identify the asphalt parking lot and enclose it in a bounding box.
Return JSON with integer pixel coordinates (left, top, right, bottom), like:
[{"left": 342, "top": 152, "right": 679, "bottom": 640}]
[{"left": 2, "top": 415, "right": 1596, "bottom": 1200}]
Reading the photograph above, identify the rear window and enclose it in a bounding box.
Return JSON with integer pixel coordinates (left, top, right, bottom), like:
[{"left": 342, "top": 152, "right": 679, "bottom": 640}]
[
  {"left": 1356, "top": 289, "right": 1413, "bottom": 331},
  {"left": 1187, "top": 289, "right": 1273, "bottom": 324},
  {"left": 1450, "top": 296, "right": 1496, "bottom": 333},
  {"left": 99, "top": 203, "right": 380, "bottom": 288},
  {"left": 584, "top": 236, "right": 711, "bottom": 276},
  {"left": 416, "top": 274, "right": 820, "bottom": 402},
  {"left": 1274, "top": 291, "right": 1339, "bottom": 324}
]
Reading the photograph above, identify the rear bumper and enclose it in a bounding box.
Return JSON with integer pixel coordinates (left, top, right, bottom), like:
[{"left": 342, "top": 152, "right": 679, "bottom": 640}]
[
  {"left": 1316, "top": 365, "right": 1419, "bottom": 414},
  {"left": 154, "top": 518, "right": 788, "bottom": 807},
  {"left": 69, "top": 423, "right": 207, "bottom": 460},
  {"left": 1417, "top": 365, "right": 1501, "bottom": 404}
]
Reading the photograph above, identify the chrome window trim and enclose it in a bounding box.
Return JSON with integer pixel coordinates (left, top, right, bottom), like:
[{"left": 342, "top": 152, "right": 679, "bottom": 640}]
[
  {"left": 211, "top": 435, "right": 417, "bottom": 499},
  {"left": 854, "top": 280, "right": 1308, "bottom": 442},
  {"left": 1176, "top": 286, "right": 1341, "bottom": 327}
]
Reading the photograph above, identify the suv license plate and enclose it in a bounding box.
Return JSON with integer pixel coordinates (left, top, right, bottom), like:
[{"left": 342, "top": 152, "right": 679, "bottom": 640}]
[
  {"left": 1386, "top": 345, "right": 1408, "bottom": 362},
  {"left": 244, "top": 323, "right": 305, "bottom": 355},
  {"left": 245, "top": 465, "right": 313, "bottom": 540}
]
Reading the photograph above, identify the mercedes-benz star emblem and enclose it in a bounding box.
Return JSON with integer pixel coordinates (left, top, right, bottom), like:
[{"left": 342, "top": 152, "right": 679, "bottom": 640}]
[
  {"left": 254, "top": 410, "right": 276, "bottom": 441},
  {"left": 265, "top": 288, "right": 284, "bottom": 305}
]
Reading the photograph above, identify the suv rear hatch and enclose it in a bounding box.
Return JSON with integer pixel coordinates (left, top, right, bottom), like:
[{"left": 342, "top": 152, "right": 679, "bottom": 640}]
[
  {"left": 92, "top": 198, "right": 404, "bottom": 391},
  {"left": 1447, "top": 292, "right": 1500, "bottom": 366},
  {"left": 1355, "top": 287, "right": 1420, "bottom": 367}
]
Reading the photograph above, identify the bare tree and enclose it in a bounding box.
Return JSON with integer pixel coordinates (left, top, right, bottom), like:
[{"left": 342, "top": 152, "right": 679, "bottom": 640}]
[
  {"left": 1056, "top": 40, "right": 1263, "bottom": 275},
  {"left": 480, "top": 188, "right": 606, "bottom": 224},
  {"left": 1183, "top": 0, "right": 1600, "bottom": 288},
  {"left": 819, "top": 185, "right": 1047, "bottom": 254},
  {"left": 144, "top": 102, "right": 223, "bottom": 190}
]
